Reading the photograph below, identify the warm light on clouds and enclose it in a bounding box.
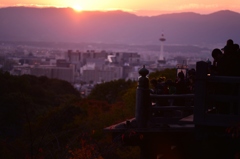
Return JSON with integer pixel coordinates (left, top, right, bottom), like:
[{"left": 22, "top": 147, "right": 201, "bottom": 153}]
[{"left": 1, "top": 0, "right": 240, "bottom": 15}]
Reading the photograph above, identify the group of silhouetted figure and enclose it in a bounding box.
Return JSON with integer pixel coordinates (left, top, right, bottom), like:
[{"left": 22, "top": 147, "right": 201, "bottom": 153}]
[
  {"left": 208, "top": 39, "right": 240, "bottom": 114},
  {"left": 150, "top": 38, "right": 240, "bottom": 97},
  {"left": 211, "top": 39, "right": 240, "bottom": 76},
  {"left": 149, "top": 69, "right": 196, "bottom": 106},
  {"left": 149, "top": 38, "right": 240, "bottom": 109},
  {"left": 150, "top": 68, "right": 196, "bottom": 96}
]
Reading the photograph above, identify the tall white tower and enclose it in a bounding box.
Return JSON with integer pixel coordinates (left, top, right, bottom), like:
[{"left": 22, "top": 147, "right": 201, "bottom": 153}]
[{"left": 158, "top": 33, "right": 166, "bottom": 64}]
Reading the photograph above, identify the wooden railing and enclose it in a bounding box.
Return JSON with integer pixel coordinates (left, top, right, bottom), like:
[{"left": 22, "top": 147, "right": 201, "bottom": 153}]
[
  {"left": 135, "top": 66, "right": 194, "bottom": 128},
  {"left": 194, "top": 61, "right": 240, "bottom": 127},
  {"left": 135, "top": 62, "right": 240, "bottom": 129},
  {"left": 150, "top": 94, "right": 194, "bottom": 124}
]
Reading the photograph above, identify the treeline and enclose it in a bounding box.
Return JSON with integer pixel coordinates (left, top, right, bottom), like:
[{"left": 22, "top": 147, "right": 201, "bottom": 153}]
[
  {"left": 0, "top": 68, "right": 176, "bottom": 158},
  {"left": 0, "top": 70, "right": 139, "bottom": 159}
]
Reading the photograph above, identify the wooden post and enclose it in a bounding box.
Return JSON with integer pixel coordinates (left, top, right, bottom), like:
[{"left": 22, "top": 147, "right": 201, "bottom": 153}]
[
  {"left": 135, "top": 65, "right": 151, "bottom": 128},
  {"left": 194, "top": 61, "right": 208, "bottom": 126}
]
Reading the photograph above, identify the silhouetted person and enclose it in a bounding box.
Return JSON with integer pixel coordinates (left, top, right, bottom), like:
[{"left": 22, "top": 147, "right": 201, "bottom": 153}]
[
  {"left": 165, "top": 79, "right": 176, "bottom": 94},
  {"left": 211, "top": 48, "right": 223, "bottom": 75},
  {"left": 222, "top": 39, "right": 234, "bottom": 54},
  {"left": 227, "top": 39, "right": 234, "bottom": 46},
  {"left": 218, "top": 43, "right": 240, "bottom": 76},
  {"left": 175, "top": 71, "right": 188, "bottom": 94},
  {"left": 150, "top": 78, "right": 162, "bottom": 94},
  {"left": 150, "top": 78, "right": 169, "bottom": 106},
  {"left": 186, "top": 68, "right": 196, "bottom": 93},
  {"left": 211, "top": 39, "right": 240, "bottom": 114},
  {"left": 233, "top": 43, "right": 239, "bottom": 52},
  {"left": 174, "top": 71, "right": 188, "bottom": 106}
]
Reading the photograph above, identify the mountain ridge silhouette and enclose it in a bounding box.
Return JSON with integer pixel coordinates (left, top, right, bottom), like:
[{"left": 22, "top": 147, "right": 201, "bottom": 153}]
[{"left": 0, "top": 7, "right": 240, "bottom": 45}]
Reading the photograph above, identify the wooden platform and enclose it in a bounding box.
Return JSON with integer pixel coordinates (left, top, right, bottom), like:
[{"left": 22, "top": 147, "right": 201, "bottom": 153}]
[{"left": 104, "top": 114, "right": 195, "bottom": 133}]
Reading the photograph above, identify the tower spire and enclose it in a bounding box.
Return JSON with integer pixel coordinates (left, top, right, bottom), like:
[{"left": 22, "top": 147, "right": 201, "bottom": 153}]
[{"left": 158, "top": 33, "right": 166, "bottom": 65}]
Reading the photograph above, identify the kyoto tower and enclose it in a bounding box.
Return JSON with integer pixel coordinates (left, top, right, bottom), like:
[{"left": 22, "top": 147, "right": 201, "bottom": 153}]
[{"left": 158, "top": 33, "right": 166, "bottom": 64}]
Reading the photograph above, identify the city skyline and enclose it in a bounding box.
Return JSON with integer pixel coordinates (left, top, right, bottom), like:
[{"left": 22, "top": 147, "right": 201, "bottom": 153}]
[{"left": 1, "top": 0, "right": 240, "bottom": 16}]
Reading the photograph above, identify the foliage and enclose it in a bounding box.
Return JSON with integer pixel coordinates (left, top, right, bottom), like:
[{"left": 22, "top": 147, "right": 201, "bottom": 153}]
[
  {"left": 121, "top": 82, "right": 138, "bottom": 118},
  {"left": 115, "top": 147, "right": 140, "bottom": 159},
  {"left": 0, "top": 71, "right": 81, "bottom": 158},
  {"left": 148, "top": 68, "right": 177, "bottom": 81},
  {"left": 0, "top": 72, "right": 80, "bottom": 108},
  {"left": 87, "top": 79, "right": 136, "bottom": 104},
  {"left": 68, "top": 138, "right": 104, "bottom": 159},
  {"left": 0, "top": 71, "right": 139, "bottom": 158}
]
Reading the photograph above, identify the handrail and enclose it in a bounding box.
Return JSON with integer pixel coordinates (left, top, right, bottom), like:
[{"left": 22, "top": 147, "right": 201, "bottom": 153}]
[
  {"left": 208, "top": 75, "right": 240, "bottom": 83},
  {"left": 194, "top": 61, "right": 240, "bottom": 127},
  {"left": 149, "top": 93, "right": 195, "bottom": 125},
  {"left": 150, "top": 94, "right": 194, "bottom": 99},
  {"left": 135, "top": 62, "right": 240, "bottom": 128}
]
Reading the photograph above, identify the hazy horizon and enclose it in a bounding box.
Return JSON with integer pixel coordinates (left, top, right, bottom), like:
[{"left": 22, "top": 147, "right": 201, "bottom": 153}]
[
  {"left": 1, "top": 0, "right": 240, "bottom": 16},
  {"left": 1, "top": 6, "right": 239, "bottom": 17}
]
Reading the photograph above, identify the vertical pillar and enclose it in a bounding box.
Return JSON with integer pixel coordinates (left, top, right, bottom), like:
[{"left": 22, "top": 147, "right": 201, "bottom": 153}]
[
  {"left": 135, "top": 65, "right": 151, "bottom": 128},
  {"left": 194, "top": 61, "right": 208, "bottom": 125}
]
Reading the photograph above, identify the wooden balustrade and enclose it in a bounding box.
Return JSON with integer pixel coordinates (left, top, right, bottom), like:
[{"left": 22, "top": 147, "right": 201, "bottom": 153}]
[
  {"left": 105, "top": 62, "right": 240, "bottom": 159},
  {"left": 135, "top": 65, "right": 195, "bottom": 127},
  {"left": 135, "top": 62, "right": 240, "bottom": 128},
  {"left": 194, "top": 61, "right": 240, "bottom": 127}
]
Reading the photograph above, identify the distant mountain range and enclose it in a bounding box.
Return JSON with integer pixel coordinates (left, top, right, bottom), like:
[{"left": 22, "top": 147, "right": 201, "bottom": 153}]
[{"left": 0, "top": 7, "right": 240, "bottom": 46}]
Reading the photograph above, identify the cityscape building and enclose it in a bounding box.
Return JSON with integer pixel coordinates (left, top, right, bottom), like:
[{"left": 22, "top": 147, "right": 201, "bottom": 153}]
[{"left": 1, "top": 42, "right": 206, "bottom": 97}]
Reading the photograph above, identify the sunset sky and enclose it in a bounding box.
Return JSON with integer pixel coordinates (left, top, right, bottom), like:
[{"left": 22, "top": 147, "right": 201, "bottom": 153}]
[{"left": 1, "top": 0, "right": 240, "bottom": 16}]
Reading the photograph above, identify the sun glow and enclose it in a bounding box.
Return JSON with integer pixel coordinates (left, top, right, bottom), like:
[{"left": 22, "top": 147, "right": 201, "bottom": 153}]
[{"left": 72, "top": 4, "right": 82, "bottom": 12}]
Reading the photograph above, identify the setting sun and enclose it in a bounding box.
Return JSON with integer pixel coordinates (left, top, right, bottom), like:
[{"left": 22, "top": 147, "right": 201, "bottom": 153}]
[{"left": 72, "top": 4, "right": 82, "bottom": 12}]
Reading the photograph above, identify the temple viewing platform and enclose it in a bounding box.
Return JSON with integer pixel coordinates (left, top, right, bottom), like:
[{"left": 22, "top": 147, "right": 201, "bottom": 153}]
[{"left": 104, "top": 61, "right": 240, "bottom": 159}]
